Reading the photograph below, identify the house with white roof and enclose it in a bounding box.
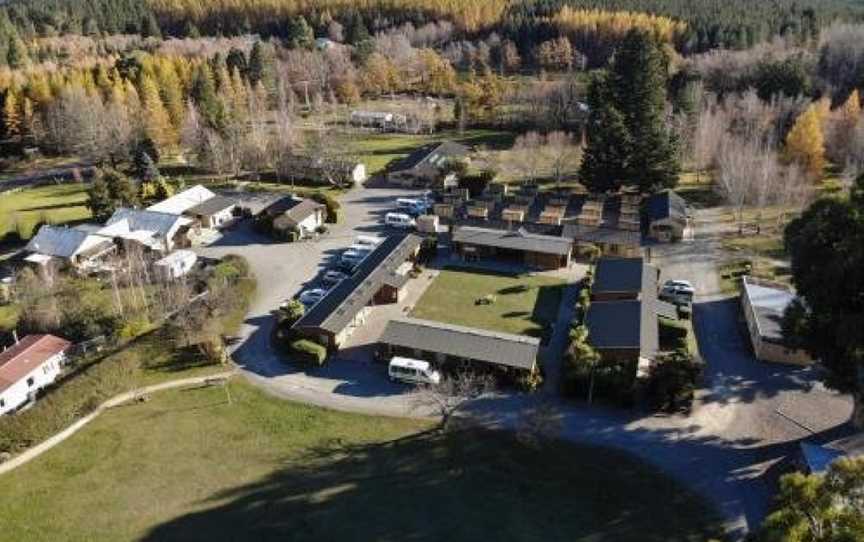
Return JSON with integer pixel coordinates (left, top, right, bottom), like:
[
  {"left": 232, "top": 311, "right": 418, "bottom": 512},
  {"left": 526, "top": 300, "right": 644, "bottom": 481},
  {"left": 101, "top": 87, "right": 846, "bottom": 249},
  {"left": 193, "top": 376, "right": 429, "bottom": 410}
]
[
  {"left": 25, "top": 225, "right": 116, "bottom": 271},
  {"left": 102, "top": 208, "right": 192, "bottom": 253},
  {"left": 147, "top": 185, "right": 239, "bottom": 230}
]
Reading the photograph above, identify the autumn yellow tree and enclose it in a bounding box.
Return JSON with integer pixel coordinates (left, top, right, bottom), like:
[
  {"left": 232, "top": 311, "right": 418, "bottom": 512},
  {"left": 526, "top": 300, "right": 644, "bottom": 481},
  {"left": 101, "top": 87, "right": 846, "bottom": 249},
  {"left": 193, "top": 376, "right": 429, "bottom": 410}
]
[
  {"left": 840, "top": 89, "right": 861, "bottom": 122},
  {"left": 2, "top": 87, "right": 21, "bottom": 138},
  {"left": 139, "top": 74, "right": 176, "bottom": 151},
  {"left": 786, "top": 104, "right": 826, "bottom": 178}
]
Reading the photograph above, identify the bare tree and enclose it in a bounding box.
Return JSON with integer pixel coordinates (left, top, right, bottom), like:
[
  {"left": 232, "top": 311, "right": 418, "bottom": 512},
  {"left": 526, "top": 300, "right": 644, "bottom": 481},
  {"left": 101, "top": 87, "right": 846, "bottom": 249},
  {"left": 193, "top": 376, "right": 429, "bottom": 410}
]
[
  {"left": 411, "top": 370, "right": 495, "bottom": 429},
  {"left": 543, "top": 131, "right": 582, "bottom": 189}
]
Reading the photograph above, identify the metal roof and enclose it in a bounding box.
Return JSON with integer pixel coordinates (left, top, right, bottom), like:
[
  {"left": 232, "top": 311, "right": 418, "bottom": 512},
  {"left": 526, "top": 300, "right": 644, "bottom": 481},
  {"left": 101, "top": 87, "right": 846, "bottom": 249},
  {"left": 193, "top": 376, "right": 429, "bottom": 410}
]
[
  {"left": 104, "top": 208, "right": 191, "bottom": 238},
  {"left": 293, "top": 234, "right": 422, "bottom": 334},
  {"left": 25, "top": 225, "right": 113, "bottom": 259},
  {"left": 147, "top": 185, "right": 216, "bottom": 214},
  {"left": 593, "top": 257, "right": 653, "bottom": 295},
  {"left": 562, "top": 224, "right": 642, "bottom": 247},
  {"left": 647, "top": 190, "right": 687, "bottom": 223},
  {"left": 393, "top": 141, "right": 469, "bottom": 172},
  {"left": 186, "top": 195, "right": 238, "bottom": 217},
  {"left": 452, "top": 226, "right": 573, "bottom": 256},
  {"left": 741, "top": 276, "right": 797, "bottom": 343},
  {"left": 379, "top": 317, "right": 540, "bottom": 371},
  {"left": 585, "top": 298, "right": 658, "bottom": 359}
]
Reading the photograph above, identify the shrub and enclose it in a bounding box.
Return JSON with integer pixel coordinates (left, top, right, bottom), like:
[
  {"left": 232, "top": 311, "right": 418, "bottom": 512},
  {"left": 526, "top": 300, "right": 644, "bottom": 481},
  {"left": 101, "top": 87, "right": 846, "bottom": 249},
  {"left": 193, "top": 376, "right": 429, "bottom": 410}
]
[
  {"left": 659, "top": 318, "right": 688, "bottom": 349},
  {"left": 290, "top": 339, "right": 327, "bottom": 366},
  {"left": 311, "top": 192, "right": 341, "bottom": 224},
  {"left": 646, "top": 351, "right": 700, "bottom": 412}
]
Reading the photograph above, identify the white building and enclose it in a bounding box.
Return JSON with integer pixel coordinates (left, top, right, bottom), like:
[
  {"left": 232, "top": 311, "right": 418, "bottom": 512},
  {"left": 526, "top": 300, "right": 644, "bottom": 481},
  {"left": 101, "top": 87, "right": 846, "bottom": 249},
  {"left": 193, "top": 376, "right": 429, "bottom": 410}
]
[
  {"left": 102, "top": 208, "right": 192, "bottom": 253},
  {"left": 153, "top": 249, "right": 198, "bottom": 281},
  {"left": 25, "top": 225, "right": 116, "bottom": 271},
  {"left": 0, "top": 334, "right": 71, "bottom": 415},
  {"left": 148, "top": 185, "right": 238, "bottom": 230}
]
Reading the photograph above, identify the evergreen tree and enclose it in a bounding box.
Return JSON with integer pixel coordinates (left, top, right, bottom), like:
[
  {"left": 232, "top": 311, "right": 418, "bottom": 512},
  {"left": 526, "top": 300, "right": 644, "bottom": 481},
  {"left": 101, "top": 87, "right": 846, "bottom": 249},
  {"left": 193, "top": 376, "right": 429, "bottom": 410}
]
[
  {"left": 190, "top": 63, "right": 223, "bottom": 130},
  {"left": 286, "top": 17, "right": 314, "bottom": 49},
  {"left": 247, "top": 41, "right": 277, "bottom": 99},
  {"left": 133, "top": 150, "right": 160, "bottom": 182},
  {"left": 86, "top": 171, "right": 114, "bottom": 222},
  {"left": 6, "top": 36, "right": 29, "bottom": 69},
  {"left": 141, "top": 13, "right": 162, "bottom": 39},
  {"left": 226, "top": 48, "right": 247, "bottom": 77},
  {"left": 579, "top": 30, "right": 679, "bottom": 192},
  {"left": 345, "top": 11, "right": 370, "bottom": 45},
  {"left": 104, "top": 168, "right": 138, "bottom": 208},
  {"left": 182, "top": 20, "right": 200, "bottom": 39}
]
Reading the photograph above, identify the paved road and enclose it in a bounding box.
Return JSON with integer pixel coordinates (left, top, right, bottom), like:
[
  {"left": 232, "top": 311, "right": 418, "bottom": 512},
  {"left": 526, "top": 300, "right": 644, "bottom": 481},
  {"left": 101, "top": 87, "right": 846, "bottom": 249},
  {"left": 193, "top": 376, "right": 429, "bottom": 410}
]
[{"left": 200, "top": 195, "right": 852, "bottom": 539}]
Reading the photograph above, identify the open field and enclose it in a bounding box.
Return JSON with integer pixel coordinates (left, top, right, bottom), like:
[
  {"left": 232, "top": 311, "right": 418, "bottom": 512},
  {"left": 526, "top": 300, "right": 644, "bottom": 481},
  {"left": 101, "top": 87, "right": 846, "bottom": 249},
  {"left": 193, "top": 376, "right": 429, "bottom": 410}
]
[
  {"left": 0, "top": 183, "right": 91, "bottom": 240},
  {"left": 0, "top": 380, "right": 723, "bottom": 542},
  {"left": 410, "top": 268, "right": 565, "bottom": 338}
]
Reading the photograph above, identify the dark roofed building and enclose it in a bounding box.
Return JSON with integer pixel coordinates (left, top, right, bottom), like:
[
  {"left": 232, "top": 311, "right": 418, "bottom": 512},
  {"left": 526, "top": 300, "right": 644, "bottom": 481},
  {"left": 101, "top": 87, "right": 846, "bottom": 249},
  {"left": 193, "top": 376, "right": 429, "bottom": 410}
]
[
  {"left": 647, "top": 190, "right": 688, "bottom": 242},
  {"left": 561, "top": 223, "right": 642, "bottom": 258},
  {"left": 592, "top": 257, "right": 657, "bottom": 301},
  {"left": 259, "top": 196, "right": 325, "bottom": 238},
  {"left": 378, "top": 317, "right": 540, "bottom": 373},
  {"left": 586, "top": 256, "right": 660, "bottom": 379},
  {"left": 452, "top": 226, "right": 572, "bottom": 269},
  {"left": 186, "top": 195, "right": 239, "bottom": 229},
  {"left": 388, "top": 141, "right": 469, "bottom": 187},
  {"left": 293, "top": 234, "right": 422, "bottom": 349}
]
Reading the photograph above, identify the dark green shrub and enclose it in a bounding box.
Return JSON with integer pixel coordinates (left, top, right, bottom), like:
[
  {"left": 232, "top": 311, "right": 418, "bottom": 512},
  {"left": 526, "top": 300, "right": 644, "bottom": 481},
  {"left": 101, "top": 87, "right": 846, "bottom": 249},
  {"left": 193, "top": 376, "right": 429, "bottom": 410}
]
[
  {"left": 311, "top": 193, "right": 341, "bottom": 224},
  {"left": 659, "top": 319, "right": 688, "bottom": 349},
  {"left": 290, "top": 339, "right": 327, "bottom": 366}
]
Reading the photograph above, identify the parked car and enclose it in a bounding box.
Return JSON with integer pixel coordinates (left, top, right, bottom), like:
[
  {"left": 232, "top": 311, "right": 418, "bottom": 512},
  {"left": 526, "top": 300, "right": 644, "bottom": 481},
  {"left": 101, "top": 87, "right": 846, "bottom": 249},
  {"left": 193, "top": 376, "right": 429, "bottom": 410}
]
[
  {"left": 396, "top": 198, "right": 428, "bottom": 217},
  {"left": 322, "top": 270, "right": 348, "bottom": 286},
  {"left": 388, "top": 357, "right": 441, "bottom": 385},
  {"left": 385, "top": 212, "right": 416, "bottom": 229},
  {"left": 298, "top": 288, "right": 328, "bottom": 307},
  {"left": 354, "top": 235, "right": 383, "bottom": 249},
  {"left": 340, "top": 248, "right": 370, "bottom": 268},
  {"left": 662, "top": 279, "right": 695, "bottom": 297}
]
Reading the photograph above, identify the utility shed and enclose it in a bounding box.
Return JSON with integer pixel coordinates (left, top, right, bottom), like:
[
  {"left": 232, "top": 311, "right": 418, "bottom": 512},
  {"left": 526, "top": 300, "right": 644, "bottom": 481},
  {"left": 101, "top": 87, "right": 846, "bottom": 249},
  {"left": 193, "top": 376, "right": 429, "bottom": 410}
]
[
  {"left": 740, "top": 276, "right": 814, "bottom": 365},
  {"left": 451, "top": 226, "right": 572, "bottom": 269},
  {"left": 379, "top": 317, "right": 539, "bottom": 373}
]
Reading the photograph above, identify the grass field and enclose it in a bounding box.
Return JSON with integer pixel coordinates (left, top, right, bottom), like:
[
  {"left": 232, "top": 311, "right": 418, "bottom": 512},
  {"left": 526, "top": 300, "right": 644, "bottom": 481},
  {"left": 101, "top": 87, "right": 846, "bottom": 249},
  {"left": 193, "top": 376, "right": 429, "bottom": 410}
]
[
  {"left": 347, "top": 128, "right": 515, "bottom": 175},
  {"left": 0, "top": 380, "right": 723, "bottom": 541},
  {"left": 0, "top": 183, "right": 91, "bottom": 240},
  {"left": 411, "top": 268, "right": 565, "bottom": 338}
]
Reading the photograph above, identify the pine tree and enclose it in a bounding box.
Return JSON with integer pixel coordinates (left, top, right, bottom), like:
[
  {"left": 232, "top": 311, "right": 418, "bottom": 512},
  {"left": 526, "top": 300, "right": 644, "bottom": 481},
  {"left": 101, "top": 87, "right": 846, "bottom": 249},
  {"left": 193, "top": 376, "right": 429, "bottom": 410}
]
[
  {"left": 226, "top": 48, "right": 247, "bottom": 77},
  {"left": 155, "top": 59, "right": 185, "bottom": 129},
  {"left": 104, "top": 168, "right": 138, "bottom": 208},
  {"left": 133, "top": 151, "right": 160, "bottom": 182},
  {"left": 786, "top": 104, "right": 825, "bottom": 178},
  {"left": 139, "top": 74, "right": 175, "bottom": 151},
  {"left": 87, "top": 171, "right": 115, "bottom": 222},
  {"left": 579, "top": 29, "right": 679, "bottom": 192},
  {"left": 6, "top": 36, "right": 29, "bottom": 69},
  {"left": 190, "top": 63, "right": 223, "bottom": 131},
  {"left": 142, "top": 13, "right": 162, "bottom": 39},
  {"left": 247, "top": 41, "right": 277, "bottom": 99}
]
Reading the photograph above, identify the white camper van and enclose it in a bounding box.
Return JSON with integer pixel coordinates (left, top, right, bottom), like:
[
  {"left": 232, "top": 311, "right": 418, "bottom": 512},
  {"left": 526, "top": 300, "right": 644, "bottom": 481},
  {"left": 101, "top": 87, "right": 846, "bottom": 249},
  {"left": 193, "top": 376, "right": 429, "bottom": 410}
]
[
  {"left": 385, "top": 212, "right": 416, "bottom": 229},
  {"left": 388, "top": 357, "right": 441, "bottom": 385}
]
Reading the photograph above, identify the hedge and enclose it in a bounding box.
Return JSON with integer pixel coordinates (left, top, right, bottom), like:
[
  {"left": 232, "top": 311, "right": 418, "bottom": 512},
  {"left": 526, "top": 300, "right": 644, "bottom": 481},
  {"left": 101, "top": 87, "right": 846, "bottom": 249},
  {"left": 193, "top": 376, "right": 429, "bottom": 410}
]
[
  {"left": 311, "top": 193, "right": 342, "bottom": 224},
  {"left": 290, "top": 339, "right": 327, "bottom": 366}
]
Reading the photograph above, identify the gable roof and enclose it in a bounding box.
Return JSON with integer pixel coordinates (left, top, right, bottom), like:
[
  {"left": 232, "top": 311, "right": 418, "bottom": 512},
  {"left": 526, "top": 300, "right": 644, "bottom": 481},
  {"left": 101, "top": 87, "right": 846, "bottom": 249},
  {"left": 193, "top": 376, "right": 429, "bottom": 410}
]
[
  {"left": 561, "top": 224, "right": 642, "bottom": 247},
  {"left": 379, "top": 317, "right": 539, "bottom": 371},
  {"left": 0, "top": 334, "right": 71, "bottom": 393},
  {"left": 104, "top": 208, "right": 191, "bottom": 238},
  {"left": 647, "top": 190, "right": 687, "bottom": 223},
  {"left": 394, "top": 141, "right": 469, "bottom": 172},
  {"left": 186, "top": 195, "right": 238, "bottom": 217},
  {"left": 294, "top": 234, "right": 422, "bottom": 334},
  {"left": 147, "top": 185, "right": 216, "bottom": 215},
  {"left": 453, "top": 226, "right": 572, "bottom": 256},
  {"left": 25, "top": 225, "right": 113, "bottom": 259}
]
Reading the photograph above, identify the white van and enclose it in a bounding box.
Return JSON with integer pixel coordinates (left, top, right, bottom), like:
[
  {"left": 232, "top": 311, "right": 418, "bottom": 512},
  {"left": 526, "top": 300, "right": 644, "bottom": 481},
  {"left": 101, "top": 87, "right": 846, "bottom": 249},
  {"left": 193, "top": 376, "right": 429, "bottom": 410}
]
[
  {"left": 385, "top": 212, "right": 416, "bottom": 229},
  {"left": 388, "top": 357, "right": 441, "bottom": 385}
]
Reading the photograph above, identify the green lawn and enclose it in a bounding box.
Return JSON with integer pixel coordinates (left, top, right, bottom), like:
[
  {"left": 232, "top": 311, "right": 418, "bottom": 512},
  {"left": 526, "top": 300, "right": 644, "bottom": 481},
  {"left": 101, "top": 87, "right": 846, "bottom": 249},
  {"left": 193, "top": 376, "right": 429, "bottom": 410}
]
[
  {"left": 0, "top": 380, "right": 723, "bottom": 541},
  {"left": 0, "top": 183, "right": 91, "bottom": 240},
  {"left": 411, "top": 268, "right": 565, "bottom": 338},
  {"left": 347, "top": 128, "right": 515, "bottom": 175}
]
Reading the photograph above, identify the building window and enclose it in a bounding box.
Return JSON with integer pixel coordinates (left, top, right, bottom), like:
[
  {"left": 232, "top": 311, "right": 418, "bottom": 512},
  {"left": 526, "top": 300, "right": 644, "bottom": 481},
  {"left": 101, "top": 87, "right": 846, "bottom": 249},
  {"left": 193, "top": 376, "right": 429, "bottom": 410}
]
[
  {"left": 27, "top": 377, "right": 35, "bottom": 387},
  {"left": 0, "top": 398, "right": 5, "bottom": 408}
]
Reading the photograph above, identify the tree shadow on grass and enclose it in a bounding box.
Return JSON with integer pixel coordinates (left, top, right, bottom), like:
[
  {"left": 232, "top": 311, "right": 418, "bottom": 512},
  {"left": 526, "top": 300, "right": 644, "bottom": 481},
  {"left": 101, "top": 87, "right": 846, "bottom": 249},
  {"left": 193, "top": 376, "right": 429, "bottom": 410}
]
[{"left": 141, "top": 427, "right": 724, "bottom": 542}]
